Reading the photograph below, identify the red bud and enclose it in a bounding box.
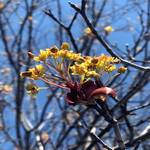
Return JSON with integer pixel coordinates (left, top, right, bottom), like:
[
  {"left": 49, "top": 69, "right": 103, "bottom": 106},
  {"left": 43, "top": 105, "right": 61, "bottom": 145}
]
[{"left": 88, "top": 87, "right": 116, "bottom": 100}]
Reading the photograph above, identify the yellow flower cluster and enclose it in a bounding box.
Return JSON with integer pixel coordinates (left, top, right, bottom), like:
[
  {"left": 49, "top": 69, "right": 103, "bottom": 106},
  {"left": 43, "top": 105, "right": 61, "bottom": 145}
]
[
  {"left": 20, "top": 42, "right": 126, "bottom": 84},
  {"left": 69, "top": 54, "right": 119, "bottom": 82},
  {"left": 34, "top": 50, "right": 49, "bottom": 61},
  {"left": 28, "top": 43, "right": 82, "bottom": 62}
]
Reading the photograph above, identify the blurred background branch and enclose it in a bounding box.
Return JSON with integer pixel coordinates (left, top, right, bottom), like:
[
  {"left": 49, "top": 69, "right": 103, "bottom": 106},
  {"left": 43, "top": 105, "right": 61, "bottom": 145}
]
[{"left": 0, "top": 0, "right": 150, "bottom": 149}]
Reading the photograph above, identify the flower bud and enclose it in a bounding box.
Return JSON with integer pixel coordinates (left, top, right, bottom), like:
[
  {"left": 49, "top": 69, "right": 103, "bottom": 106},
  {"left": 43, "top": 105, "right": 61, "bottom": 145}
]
[
  {"left": 50, "top": 46, "right": 59, "bottom": 53},
  {"left": 28, "top": 52, "right": 35, "bottom": 59},
  {"left": 20, "top": 71, "right": 32, "bottom": 78},
  {"left": 118, "top": 66, "right": 127, "bottom": 73},
  {"left": 104, "top": 26, "right": 114, "bottom": 34},
  {"left": 61, "top": 42, "right": 70, "bottom": 50},
  {"left": 26, "top": 83, "right": 39, "bottom": 95}
]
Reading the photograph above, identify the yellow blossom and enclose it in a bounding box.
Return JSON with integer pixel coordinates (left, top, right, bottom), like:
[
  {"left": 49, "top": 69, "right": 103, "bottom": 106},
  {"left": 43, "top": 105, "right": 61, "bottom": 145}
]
[
  {"left": 104, "top": 26, "right": 114, "bottom": 34},
  {"left": 21, "top": 65, "right": 45, "bottom": 80},
  {"left": 34, "top": 50, "right": 49, "bottom": 62},
  {"left": 58, "top": 50, "right": 68, "bottom": 58},
  {"left": 36, "top": 64, "right": 45, "bottom": 74},
  {"left": 95, "top": 55, "right": 118, "bottom": 71},
  {"left": 70, "top": 63, "right": 88, "bottom": 76},
  {"left": 61, "top": 42, "right": 70, "bottom": 50},
  {"left": 86, "top": 71, "right": 99, "bottom": 77},
  {"left": 26, "top": 83, "right": 39, "bottom": 95},
  {"left": 21, "top": 42, "right": 126, "bottom": 86},
  {"left": 63, "top": 51, "right": 73, "bottom": 59},
  {"left": 84, "top": 27, "right": 92, "bottom": 35},
  {"left": 68, "top": 53, "right": 83, "bottom": 61},
  {"left": 29, "top": 64, "right": 45, "bottom": 80},
  {"left": 104, "top": 64, "right": 116, "bottom": 72},
  {"left": 47, "top": 46, "right": 60, "bottom": 58},
  {"left": 91, "top": 58, "right": 98, "bottom": 64},
  {"left": 59, "top": 50, "right": 83, "bottom": 62}
]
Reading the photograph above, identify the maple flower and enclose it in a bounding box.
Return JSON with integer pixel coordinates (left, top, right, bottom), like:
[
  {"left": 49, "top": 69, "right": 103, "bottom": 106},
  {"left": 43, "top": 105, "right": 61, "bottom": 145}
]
[
  {"left": 26, "top": 83, "right": 39, "bottom": 95},
  {"left": 84, "top": 27, "right": 92, "bottom": 35},
  {"left": 29, "top": 64, "right": 45, "bottom": 79},
  {"left": 34, "top": 50, "right": 49, "bottom": 62},
  {"left": 20, "top": 42, "right": 126, "bottom": 106},
  {"left": 21, "top": 64, "right": 45, "bottom": 80},
  {"left": 104, "top": 64, "right": 116, "bottom": 72},
  {"left": 70, "top": 63, "right": 88, "bottom": 76},
  {"left": 104, "top": 26, "right": 114, "bottom": 34},
  {"left": 47, "top": 46, "right": 60, "bottom": 58},
  {"left": 91, "top": 57, "right": 99, "bottom": 64},
  {"left": 61, "top": 42, "right": 70, "bottom": 50},
  {"left": 86, "top": 71, "right": 99, "bottom": 77}
]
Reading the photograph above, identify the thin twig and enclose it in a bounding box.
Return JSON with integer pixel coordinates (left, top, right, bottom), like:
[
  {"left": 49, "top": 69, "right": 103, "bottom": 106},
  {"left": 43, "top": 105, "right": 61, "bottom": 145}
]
[
  {"left": 80, "top": 118, "right": 113, "bottom": 150},
  {"left": 69, "top": 1, "right": 150, "bottom": 71}
]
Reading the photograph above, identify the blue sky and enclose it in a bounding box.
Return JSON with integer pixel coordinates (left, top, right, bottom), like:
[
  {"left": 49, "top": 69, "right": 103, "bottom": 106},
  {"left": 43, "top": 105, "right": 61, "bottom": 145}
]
[{"left": 0, "top": 0, "right": 149, "bottom": 149}]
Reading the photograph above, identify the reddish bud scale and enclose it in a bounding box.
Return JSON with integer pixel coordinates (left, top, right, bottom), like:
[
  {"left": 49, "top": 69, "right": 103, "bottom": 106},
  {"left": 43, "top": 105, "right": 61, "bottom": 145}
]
[
  {"left": 88, "top": 87, "right": 116, "bottom": 100},
  {"left": 66, "top": 80, "right": 116, "bottom": 105}
]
